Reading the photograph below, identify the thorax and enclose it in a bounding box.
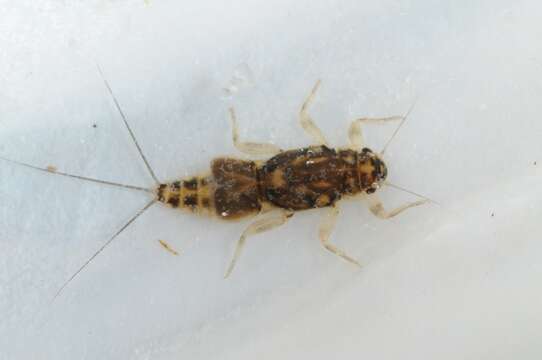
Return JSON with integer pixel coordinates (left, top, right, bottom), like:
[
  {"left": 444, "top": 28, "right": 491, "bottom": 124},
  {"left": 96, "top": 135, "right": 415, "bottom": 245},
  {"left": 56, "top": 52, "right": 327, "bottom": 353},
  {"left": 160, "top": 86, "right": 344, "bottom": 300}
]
[{"left": 258, "top": 145, "right": 361, "bottom": 210}]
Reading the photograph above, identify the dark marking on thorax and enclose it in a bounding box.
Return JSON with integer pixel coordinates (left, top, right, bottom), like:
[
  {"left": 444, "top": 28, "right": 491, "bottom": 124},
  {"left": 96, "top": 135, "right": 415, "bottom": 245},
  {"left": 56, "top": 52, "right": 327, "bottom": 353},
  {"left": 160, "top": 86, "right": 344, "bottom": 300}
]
[{"left": 258, "top": 146, "right": 361, "bottom": 211}]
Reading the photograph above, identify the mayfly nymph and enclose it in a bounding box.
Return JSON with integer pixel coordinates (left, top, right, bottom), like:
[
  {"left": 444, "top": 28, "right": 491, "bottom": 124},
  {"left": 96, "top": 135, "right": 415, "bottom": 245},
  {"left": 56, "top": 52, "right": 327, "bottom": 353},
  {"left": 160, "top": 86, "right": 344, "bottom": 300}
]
[{"left": 0, "top": 71, "right": 430, "bottom": 298}]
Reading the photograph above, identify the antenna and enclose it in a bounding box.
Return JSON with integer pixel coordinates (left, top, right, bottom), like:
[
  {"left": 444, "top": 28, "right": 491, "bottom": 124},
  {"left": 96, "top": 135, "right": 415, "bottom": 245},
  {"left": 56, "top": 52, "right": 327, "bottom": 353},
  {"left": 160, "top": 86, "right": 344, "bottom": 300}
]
[
  {"left": 380, "top": 98, "right": 418, "bottom": 155},
  {"left": 52, "top": 198, "right": 158, "bottom": 301},
  {"left": 384, "top": 181, "right": 439, "bottom": 205},
  {"left": 96, "top": 63, "right": 161, "bottom": 185}
]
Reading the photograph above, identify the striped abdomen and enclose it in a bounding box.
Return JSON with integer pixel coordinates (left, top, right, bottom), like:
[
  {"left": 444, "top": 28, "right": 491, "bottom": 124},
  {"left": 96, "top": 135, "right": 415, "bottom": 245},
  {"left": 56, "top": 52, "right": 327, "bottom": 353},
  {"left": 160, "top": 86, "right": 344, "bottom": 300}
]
[
  {"left": 156, "top": 176, "right": 214, "bottom": 215},
  {"left": 156, "top": 158, "right": 263, "bottom": 220}
]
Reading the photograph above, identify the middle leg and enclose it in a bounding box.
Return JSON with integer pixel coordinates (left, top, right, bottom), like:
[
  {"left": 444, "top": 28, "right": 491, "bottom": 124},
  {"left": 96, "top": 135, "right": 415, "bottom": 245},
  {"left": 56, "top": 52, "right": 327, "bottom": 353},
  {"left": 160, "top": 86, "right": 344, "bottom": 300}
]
[
  {"left": 299, "top": 80, "right": 329, "bottom": 146},
  {"left": 319, "top": 205, "right": 361, "bottom": 266}
]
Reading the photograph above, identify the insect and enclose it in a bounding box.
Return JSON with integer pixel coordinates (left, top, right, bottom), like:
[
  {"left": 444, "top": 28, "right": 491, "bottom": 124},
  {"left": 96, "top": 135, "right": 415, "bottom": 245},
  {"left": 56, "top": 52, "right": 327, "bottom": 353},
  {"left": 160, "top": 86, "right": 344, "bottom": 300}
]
[{"left": 0, "top": 70, "right": 429, "bottom": 299}]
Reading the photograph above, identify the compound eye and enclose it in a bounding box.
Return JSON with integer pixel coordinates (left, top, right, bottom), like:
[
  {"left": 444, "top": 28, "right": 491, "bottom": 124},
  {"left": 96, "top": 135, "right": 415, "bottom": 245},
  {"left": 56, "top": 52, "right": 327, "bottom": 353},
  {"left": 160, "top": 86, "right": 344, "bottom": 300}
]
[
  {"left": 379, "top": 165, "right": 388, "bottom": 181},
  {"left": 366, "top": 187, "right": 376, "bottom": 194}
]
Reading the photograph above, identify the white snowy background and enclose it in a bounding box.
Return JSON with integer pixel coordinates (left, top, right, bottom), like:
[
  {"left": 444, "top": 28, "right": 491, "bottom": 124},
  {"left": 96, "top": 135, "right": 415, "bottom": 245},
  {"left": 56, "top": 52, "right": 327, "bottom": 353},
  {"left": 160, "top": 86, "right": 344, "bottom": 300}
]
[{"left": 1, "top": 0, "right": 541, "bottom": 359}]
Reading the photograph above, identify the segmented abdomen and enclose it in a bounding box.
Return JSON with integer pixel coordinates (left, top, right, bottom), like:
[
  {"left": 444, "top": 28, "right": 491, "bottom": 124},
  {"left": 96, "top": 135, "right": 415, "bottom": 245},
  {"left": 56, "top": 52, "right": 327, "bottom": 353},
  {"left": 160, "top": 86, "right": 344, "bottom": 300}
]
[
  {"left": 157, "top": 176, "right": 214, "bottom": 215},
  {"left": 156, "top": 158, "right": 263, "bottom": 220},
  {"left": 210, "top": 158, "right": 262, "bottom": 220}
]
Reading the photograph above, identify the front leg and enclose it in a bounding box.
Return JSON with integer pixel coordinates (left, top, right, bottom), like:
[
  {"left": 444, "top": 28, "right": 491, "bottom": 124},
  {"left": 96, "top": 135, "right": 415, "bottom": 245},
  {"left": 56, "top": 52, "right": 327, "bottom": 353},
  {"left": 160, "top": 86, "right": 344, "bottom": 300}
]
[
  {"left": 348, "top": 116, "right": 403, "bottom": 150},
  {"left": 366, "top": 193, "right": 428, "bottom": 219}
]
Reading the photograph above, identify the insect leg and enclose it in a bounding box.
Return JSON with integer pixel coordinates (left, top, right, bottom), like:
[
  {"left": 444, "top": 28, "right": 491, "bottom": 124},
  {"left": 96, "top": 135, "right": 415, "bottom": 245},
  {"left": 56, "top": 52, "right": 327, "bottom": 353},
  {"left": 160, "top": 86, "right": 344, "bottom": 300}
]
[
  {"left": 366, "top": 193, "right": 428, "bottom": 219},
  {"left": 299, "top": 80, "right": 329, "bottom": 145},
  {"left": 224, "top": 209, "right": 293, "bottom": 278},
  {"left": 319, "top": 206, "right": 361, "bottom": 266},
  {"left": 348, "top": 116, "right": 402, "bottom": 150},
  {"left": 229, "top": 107, "right": 282, "bottom": 156}
]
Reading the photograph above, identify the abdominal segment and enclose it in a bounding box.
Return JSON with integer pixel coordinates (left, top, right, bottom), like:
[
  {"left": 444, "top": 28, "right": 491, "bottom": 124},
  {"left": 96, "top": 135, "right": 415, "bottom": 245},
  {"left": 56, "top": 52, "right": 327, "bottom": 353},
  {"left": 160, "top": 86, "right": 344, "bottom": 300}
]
[
  {"left": 157, "top": 158, "right": 262, "bottom": 220},
  {"left": 157, "top": 175, "right": 214, "bottom": 216}
]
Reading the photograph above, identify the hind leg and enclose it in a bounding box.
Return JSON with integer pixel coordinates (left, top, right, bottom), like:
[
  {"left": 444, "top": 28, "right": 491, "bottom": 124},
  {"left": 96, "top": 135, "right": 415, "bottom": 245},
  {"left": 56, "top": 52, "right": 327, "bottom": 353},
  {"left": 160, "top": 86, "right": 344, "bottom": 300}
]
[
  {"left": 299, "top": 80, "right": 329, "bottom": 146},
  {"left": 229, "top": 107, "right": 282, "bottom": 156},
  {"left": 366, "top": 193, "right": 428, "bottom": 219},
  {"left": 319, "top": 206, "right": 361, "bottom": 266},
  {"left": 224, "top": 209, "right": 294, "bottom": 278},
  {"left": 348, "top": 116, "right": 403, "bottom": 150}
]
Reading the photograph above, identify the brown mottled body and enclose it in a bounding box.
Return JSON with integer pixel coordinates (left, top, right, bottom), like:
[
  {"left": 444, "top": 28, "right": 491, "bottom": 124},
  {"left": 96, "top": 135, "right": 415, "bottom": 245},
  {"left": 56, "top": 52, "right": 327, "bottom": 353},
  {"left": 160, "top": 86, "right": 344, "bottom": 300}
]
[
  {"left": 260, "top": 145, "right": 384, "bottom": 211},
  {"left": 19, "top": 76, "right": 428, "bottom": 295},
  {"left": 156, "top": 158, "right": 262, "bottom": 220},
  {"left": 144, "top": 80, "right": 425, "bottom": 278},
  {"left": 155, "top": 145, "right": 385, "bottom": 220}
]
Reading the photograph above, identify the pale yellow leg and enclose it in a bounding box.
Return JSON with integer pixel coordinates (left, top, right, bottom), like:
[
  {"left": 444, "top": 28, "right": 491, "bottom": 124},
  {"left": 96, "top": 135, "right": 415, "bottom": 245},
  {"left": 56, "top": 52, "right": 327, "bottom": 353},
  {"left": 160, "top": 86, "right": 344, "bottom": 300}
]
[
  {"left": 299, "top": 80, "right": 328, "bottom": 146},
  {"left": 348, "top": 116, "right": 403, "bottom": 150},
  {"left": 229, "top": 107, "right": 282, "bottom": 156},
  {"left": 224, "top": 210, "right": 293, "bottom": 278},
  {"left": 366, "top": 193, "right": 428, "bottom": 219},
  {"left": 319, "top": 206, "right": 361, "bottom": 266}
]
